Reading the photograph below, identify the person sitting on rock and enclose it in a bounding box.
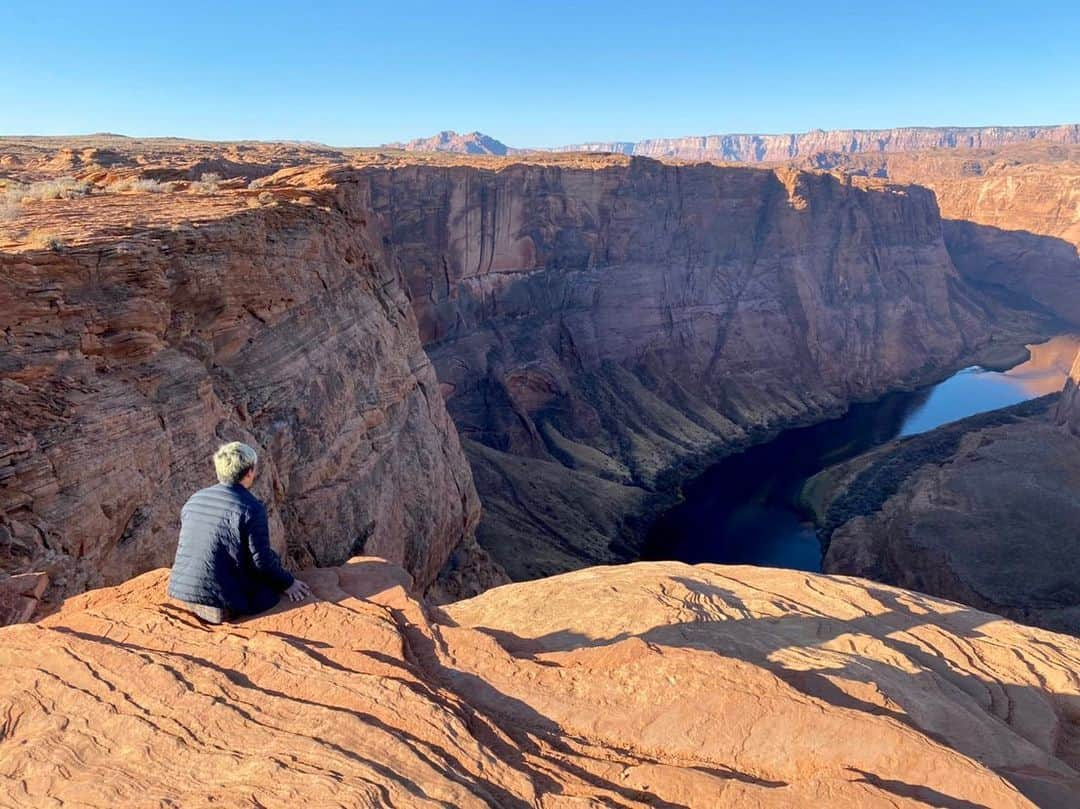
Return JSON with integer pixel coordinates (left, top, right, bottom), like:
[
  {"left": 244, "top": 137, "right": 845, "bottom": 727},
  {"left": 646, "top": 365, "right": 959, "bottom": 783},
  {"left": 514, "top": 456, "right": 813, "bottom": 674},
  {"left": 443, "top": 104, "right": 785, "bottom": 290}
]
[{"left": 168, "top": 441, "right": 312, "bottom": 623}]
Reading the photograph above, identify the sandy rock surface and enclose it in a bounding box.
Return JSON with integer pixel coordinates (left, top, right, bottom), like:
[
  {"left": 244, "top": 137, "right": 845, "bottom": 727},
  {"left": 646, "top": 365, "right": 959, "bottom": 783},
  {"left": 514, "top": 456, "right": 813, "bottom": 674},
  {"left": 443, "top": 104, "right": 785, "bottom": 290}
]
[
  {"left": 0, "top": 179, "right": 479, "bottom": 610},
  {"left": 1, "top": 558, "right": 1078, "bottom": 807}
]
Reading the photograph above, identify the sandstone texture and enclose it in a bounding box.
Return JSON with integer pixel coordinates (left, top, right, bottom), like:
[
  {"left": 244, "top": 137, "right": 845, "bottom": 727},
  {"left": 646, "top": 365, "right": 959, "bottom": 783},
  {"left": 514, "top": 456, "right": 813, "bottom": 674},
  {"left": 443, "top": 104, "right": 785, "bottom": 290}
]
[
  {"left": 1, "top": 557, "right": 1077, "bottom": 807},
  {"left": 0, "top": 138, "right": 1067, "bottom": 615},
  {"left": 1058, "top": 349, "right": 1080, "bottom": 435},
  {"left": 815, "top": 354, "right": 1080, "bottom": 634},
  {"left": 803, "top": 143, "right": 1080, "bottom": 326},
  {"left": 0, "top": 176, "right": 479, "bottom": 612},
  {"left": 547, "top": 124, "right": 1080, "bottom": 162},
  {"left": 0, "top": 134, "right": 349, "bottom": 185},
  {"left": 320, "top": 158, "right": 1046, "bottom": 581}
]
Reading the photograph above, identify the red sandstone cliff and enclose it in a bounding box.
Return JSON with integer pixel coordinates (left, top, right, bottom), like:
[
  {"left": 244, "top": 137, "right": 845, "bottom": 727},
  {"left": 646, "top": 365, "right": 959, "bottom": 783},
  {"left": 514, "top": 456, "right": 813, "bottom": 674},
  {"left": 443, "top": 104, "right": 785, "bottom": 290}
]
[
  {"left": 0, "top": 193, "right": 480, "bottom": 611},
  {"left": 0, "top": 143, "right": 1058, "bottom": 612},
  {"left": 814, "top": 345, "right": 1080, "bottom": 634},
  {"left": 799, "top": 143, "right": 1080, "bottom": 326},
  {"left": 301, "top": 158, "right": 1037, "bottom": 582}
]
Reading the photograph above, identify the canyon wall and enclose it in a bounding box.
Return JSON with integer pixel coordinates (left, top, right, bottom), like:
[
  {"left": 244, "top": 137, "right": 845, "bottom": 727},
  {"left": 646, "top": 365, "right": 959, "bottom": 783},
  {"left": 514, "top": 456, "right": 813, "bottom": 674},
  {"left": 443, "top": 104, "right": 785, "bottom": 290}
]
[
  {"left": 317, "top": 158, "right": 1025, "bottom": 582},
  {"left": 1, "top": 147, "right": 1065, "bottom": 611},
  {"left": 817, "top": 349, "right": 1080, "bottom": 634},
  {"left": 804, "top": 144, "right": 1080, "bottom": 326},
  {"left": 1057, "top": 349, "right": 1080, "bottom": 435},
  {"left": 548, "top": 124, "right": 1080, "bottom": 162},
  {"left": 0, "top": 200, "right": 479, "bottom": 610}
]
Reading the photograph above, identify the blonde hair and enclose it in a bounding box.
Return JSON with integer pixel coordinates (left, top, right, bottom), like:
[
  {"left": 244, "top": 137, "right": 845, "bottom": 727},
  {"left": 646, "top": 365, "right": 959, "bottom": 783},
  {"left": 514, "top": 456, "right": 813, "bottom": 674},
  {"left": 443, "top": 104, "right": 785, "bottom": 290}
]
[{"left": 213, "top": 441, "right": 258, "bottom": 485}]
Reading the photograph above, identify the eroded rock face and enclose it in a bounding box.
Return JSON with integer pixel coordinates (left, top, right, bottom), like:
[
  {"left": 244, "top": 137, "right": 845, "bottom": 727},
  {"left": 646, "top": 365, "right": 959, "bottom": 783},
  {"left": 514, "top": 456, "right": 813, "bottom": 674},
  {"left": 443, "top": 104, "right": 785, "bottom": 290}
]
[
  {"left": 1, "top": 144, "right": 1064, "bottom": 611},
  {"left": 1058, "top": 350, "right": 1080, "bottom": 435},
  {"left": 805, "top": 143, "right": 1080, "bottom": 326},
  {"left": 0, "top": 202, "right": 479, "bottom": 609},
  {"left": 330, "top": 159, "right": 1020, "bottom": 579},
  {"left": 0, "top": 558, "right": 1076, "bottom": 807},
  {"left": 818, "top": 376, "right": 1080, "bottom": 635}
]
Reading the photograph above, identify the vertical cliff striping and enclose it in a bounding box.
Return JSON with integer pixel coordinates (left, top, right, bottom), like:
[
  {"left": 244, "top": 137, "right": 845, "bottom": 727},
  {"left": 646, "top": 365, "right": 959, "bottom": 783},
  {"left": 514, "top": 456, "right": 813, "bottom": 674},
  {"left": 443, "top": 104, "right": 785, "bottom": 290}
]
[
  {"left": 1, "top": 148, "right": 1065, "bottom": 612},
  {"left": 0, "top": 201, "right": 479, "bottom": 610},
  {"left": 796, "top": 144, "right": 1080, "bottom": 327},
  {"left": 308, "top": 157, "right": 1033, "bottom": 582}
]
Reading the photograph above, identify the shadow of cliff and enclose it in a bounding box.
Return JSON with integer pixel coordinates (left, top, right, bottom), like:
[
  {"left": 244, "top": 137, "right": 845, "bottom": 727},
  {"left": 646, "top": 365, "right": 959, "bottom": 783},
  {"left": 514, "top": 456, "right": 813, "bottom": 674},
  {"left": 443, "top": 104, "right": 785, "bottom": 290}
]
[
  {"left": 943, "top": 219, "right": 1080, "bottom": 327},
  {"left": 465, "top": 576, "right": 1080, "bottom": 808},
  {"left": 50, "top": 618, "right": 543, "bottom": 808}
]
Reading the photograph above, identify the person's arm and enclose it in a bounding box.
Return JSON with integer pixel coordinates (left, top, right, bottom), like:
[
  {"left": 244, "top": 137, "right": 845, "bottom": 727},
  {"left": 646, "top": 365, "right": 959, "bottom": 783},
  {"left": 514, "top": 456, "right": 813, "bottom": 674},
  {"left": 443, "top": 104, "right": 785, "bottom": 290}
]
[{"left": 245, "top": 503, "right": 295, "bottom": 591}]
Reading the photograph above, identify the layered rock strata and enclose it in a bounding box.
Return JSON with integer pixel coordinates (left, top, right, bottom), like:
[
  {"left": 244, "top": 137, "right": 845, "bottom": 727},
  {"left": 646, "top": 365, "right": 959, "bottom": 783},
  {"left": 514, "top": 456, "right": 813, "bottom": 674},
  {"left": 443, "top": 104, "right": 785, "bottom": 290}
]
[
  {"left": 547, "top": 124, "right": 1080, "bottom": 162},
  {"left": 0, "top": 557, "right": 1075, "bottom": 803},
  {"left": 1, "top": 557, "right": 1078, "bottom": 807},
  {"left": 315, "top": 158, "right": 1037, "bottom": 581},
  {"left": 800, "top": 143, "right": 1080, "bottom": 326},
  {"left": 1, "top": 145, "right": 1059, "bottom": 611},
  {"left": 0, "top": 197, "right": 479, "bottom": 610}
]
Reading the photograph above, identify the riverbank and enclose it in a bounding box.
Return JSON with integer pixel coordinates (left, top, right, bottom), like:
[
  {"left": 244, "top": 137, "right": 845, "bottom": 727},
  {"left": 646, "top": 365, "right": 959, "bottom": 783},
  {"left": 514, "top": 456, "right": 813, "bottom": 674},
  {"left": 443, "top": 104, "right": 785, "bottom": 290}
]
[{"left": 642, "top": 333, "right": 1077, "bottom": 572}]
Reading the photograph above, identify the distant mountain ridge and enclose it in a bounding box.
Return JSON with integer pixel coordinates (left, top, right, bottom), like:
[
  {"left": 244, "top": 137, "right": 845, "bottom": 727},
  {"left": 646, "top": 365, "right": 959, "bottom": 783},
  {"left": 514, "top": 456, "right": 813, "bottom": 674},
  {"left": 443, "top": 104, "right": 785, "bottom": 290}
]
[
  {"left": 385, "top": 130, "right": 508, "bottom": 155},
  {"left": 388, "top": 124, "right": 1080, "bottom": 162}
]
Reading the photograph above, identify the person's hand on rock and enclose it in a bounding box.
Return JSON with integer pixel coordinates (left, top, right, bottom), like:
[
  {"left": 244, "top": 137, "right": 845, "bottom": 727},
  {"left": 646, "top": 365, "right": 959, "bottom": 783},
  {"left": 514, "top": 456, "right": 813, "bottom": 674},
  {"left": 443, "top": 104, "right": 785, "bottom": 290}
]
[{"left": 284, "top": 579, "right": 313, "bottom": 602}]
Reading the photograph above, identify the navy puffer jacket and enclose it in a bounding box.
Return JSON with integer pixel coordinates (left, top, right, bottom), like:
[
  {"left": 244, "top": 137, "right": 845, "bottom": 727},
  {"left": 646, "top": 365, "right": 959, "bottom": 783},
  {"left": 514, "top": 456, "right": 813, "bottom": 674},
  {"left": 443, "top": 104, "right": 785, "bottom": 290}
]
[{"left": 167, "top": 483, "right": 294, "bottom": 615}]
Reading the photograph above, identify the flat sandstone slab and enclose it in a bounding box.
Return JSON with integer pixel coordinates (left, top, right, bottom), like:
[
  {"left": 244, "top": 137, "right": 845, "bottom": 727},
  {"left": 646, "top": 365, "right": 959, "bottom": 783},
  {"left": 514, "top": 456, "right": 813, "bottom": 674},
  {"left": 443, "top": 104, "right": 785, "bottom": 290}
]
[{"left": 1, "top": 558, "right": 1077, "bottom": 807}]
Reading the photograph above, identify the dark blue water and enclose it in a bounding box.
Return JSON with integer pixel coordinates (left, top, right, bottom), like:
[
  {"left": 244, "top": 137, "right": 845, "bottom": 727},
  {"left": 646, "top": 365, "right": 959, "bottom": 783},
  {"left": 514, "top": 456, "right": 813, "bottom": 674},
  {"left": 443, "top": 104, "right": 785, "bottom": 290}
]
[{"left": 643, "top": 337, "right": 1079, "bottom": 571}]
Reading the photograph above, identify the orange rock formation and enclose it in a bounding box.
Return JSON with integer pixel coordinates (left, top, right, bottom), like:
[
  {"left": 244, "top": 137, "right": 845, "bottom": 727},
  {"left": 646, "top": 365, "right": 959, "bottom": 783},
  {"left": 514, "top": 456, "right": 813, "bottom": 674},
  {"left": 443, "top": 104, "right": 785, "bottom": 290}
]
[
  {"left": 0, "top": 136, "right": 1067, "bottom": 617},
  {"left": 1, "top": 557, "right": 1077, "bottom": 807}
]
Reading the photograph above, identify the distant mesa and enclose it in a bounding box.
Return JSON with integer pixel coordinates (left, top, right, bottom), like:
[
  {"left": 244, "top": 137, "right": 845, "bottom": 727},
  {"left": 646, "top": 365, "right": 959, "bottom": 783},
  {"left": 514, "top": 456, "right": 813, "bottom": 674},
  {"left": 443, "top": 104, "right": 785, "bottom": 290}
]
[
  {"left": 546, "top": 124, "right": 1080, "bottom": 161},
  {"left": 388, "top": 124, "right": 1080, "bottom": 162},
  {"left": 384, "top": 130, "right": 509, "bottom": 155}
]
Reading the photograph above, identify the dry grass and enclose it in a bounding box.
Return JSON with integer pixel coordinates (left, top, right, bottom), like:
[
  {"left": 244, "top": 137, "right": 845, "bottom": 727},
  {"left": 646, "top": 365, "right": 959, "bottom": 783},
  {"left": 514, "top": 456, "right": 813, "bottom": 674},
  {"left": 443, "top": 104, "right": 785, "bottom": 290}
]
[
  {"left": 0, "top": 197, "right": 19, "bottom": 221},
  {"left": 188, "top": 172, "right": 221, "bottom": 194},
  {"left": 6, "top": 178, "right": 91, "bottom": 202},
  {"left": 106, "top": 177, "right": 175, "bottom": 193},
  {"left": 25, "top": 229, "right": 66, "bottom": 250}
]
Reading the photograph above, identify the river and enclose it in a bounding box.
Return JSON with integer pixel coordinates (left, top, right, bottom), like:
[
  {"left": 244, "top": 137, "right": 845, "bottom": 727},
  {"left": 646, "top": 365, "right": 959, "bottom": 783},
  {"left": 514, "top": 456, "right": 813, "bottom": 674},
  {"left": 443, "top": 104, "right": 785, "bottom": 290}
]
[{"left": 642, "top": 335, "right": 1080, "bottom": 571}]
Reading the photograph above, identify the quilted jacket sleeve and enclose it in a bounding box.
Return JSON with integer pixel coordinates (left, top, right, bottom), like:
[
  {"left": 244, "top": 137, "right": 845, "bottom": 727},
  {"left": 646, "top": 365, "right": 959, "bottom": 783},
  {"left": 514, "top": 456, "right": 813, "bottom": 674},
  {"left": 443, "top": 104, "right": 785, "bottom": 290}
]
[{"left": 245, "top": 503, "right": 295, "bottom": 591}]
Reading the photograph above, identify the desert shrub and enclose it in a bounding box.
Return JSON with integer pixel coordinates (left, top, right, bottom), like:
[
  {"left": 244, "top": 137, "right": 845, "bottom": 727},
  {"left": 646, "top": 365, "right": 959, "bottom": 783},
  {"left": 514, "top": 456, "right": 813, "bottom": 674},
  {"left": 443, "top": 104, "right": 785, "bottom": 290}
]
[
  {"left": 0, "top": 197, "right": 19, "bottom": 221},
  {"left": 108, "top": 177, "right": 171, "bottom": 193},
  {"left": 11, "top": 178, "right": 91, "bottom": 202},
  {"left": 26, "top": 229, "right": 66, "bottom": 250},
  {"left": 189, "top": 172, "right": 221, "bottom": 194}
]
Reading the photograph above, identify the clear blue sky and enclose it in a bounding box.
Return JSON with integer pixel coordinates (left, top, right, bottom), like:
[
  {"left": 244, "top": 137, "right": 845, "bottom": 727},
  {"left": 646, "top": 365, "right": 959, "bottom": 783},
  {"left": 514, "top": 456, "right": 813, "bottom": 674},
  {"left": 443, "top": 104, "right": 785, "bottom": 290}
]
[{"left": 2, "top": 1, "right": 1077, "bottom": 147}]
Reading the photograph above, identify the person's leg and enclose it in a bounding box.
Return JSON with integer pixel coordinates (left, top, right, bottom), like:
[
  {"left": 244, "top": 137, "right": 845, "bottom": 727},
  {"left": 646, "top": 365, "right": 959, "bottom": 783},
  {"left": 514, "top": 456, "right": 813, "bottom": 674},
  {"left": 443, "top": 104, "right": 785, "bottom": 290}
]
[{"left": 178, "top": 600, "right": 228, "bottom": 624}]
